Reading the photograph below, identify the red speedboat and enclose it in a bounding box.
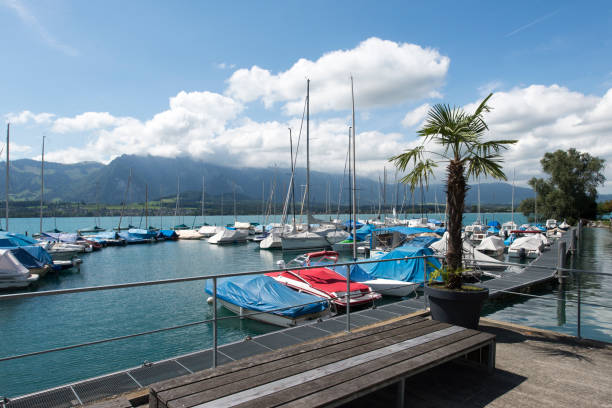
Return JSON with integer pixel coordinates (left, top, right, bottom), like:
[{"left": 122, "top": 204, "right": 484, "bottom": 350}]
[{"left": 266, "top": 266, "right": 381, "bottom": 313}]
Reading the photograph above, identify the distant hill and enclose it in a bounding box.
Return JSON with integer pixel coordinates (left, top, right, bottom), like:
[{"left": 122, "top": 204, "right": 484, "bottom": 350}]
[{"left": 0, "top": 155, "right": 534, "bottom": 205}]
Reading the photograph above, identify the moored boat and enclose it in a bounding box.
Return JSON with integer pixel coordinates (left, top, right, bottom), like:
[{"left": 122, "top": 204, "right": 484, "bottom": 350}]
[{"left": 204, "top": 275, "right": 329, "bottom": 327}]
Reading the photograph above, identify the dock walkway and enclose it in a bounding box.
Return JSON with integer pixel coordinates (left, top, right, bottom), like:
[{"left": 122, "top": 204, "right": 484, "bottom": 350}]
[{"left": 478, "top": 232, "right": 572, "bottom": 298}]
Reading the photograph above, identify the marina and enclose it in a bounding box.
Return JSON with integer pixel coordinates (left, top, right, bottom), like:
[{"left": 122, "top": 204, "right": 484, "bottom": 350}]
[{"left": 0, "top": 214, "right": 610, "bottom": 406}]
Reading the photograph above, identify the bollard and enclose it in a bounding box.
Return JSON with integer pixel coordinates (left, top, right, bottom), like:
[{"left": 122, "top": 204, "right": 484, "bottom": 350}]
[{"left": 557, "top": 240, "right": 566, "bottom": 283}]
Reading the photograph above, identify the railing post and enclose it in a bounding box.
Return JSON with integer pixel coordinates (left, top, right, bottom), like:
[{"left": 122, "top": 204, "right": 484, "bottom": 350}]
[
  {"left": 212, "top": 276, "right": 218, "bottom": 368},
  {"left": 423, "top": 255, "right": 428, "bottom": 309},
  {"left": 346, "top": 264, "right": 351, "bottom": 333},
  {"left": 576, "top": 272, "right": 581, "bottom": 339},
  {"left": 557, "top": 240, "right": 566, "bottom": 283}
]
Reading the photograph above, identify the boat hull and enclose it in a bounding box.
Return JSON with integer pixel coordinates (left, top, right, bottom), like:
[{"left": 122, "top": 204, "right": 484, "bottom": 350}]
[{"left": 218, "top": 299, "right": 329, "bottom": 327}]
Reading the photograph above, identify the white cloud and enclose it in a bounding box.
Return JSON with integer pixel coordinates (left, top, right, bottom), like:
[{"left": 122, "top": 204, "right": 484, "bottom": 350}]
[
  {"left": 8, "top": 143, "right": 31, "bottom": 153},
  {"left": 216, "top": 62, "right": 236, "bottom": 69},
  {"left": 5, "top": 110, "right": 55, "bottom": 125},
  {"left": 226, "top": 37, "right": 449, "bottom": 115},
  {"left": 402, "top": 103, "right": 430, "bottom": 128},
  {"left": 463, "top": 85, "right": 612, "bottom": 192},
  {"left": 52, "top": 112, "right": 133, "bottom": 133},
  {"left": 477, "top": 81, "right": 503, "bottom": 97},
  {"left": 2, "top": 0, "right": 78, "bottom": 56}
]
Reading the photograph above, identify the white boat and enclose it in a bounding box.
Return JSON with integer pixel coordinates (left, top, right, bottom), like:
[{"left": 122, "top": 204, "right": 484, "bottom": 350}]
[
  {"left": 475, "top": 235, "right": 506, "bottom": 257},
  {"left": 176, "top": 229, "right": 204, "bottom": 240},
  {"left": 198, "top": 225, "right": 223, "bottom": 238},
  {"left": 281, "top": 230, "right": 330, "bottom": 251},
  {"left": 260, "top": 229, "right": 283, "bottom": 250},
  {"left": 508, "top": 236, "right": 543, "bottom": 258},
  {"left": 501, "top": 221, "right": 517, "bottom": 234},
  {"left": 36, "top": 241, "right": 86, "bottom": 260},
  {"left": 559, "top": 220, "right": 570, "bottom": 230},
  {"left": 357, "top": 278, "right": 418, "bottom": 297},
  {"left": 0, "top": 249, "right": 39, "bottom": 289},
  {"left": 545, "top": 219, "right": 558, "bottom": 229},
  {"left": 430, "top": 232, "right": 506, "bottom": 270},
  {"left": 325, "top": 229, "right": 350, "bottom": 245},
  {"left": 208, "top": 228, "right": 248, "bottom": 245}
]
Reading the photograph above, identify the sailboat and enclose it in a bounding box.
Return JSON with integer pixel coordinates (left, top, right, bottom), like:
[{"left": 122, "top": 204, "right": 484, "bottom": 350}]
[{"left": 281, "top": 80, "right": 330, "bottom": 251}]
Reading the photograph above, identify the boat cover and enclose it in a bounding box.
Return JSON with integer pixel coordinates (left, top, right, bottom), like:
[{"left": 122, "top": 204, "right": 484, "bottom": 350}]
[
  {"left": 510, "top": 236, "right": 542, "bottom": 250},
  {"left": 205, "top": 275, "right": 327, "bottom": 318},
  {"left": 9, "top": 248, "right": 48, "bottom": 269},
  {"left": 117, "top": 232, "right": 147, "bottom": 243},
  {"left": 374, "top": 226, "right": 432, "bottom": 236},
  {"left": 127, "top": 229, "right": 157, "bottom": 239},
  {"left": 158, "top": 230, "right": 178, "bottom": 239},
  {"left": 40, "top": 232, "right": 80, "bottom": 243},
  {"left": 355, "top": 224, "right": 376, "bottom": 241},
  {"left": 343, "top": 220, "right": 364, "bottom": 229},
  {"left": 358, "top": 245, "right": 441, "bottom": 283},
  {"left": 487, "top": 221, "right": 501, "bottom": 229},
  {"left": 0, "top": 249, "right": 29, "bottom": 276},
  {"left": 96, "top": 231, "right": 120, "bottom": 239},
  {"left": 267, "top": 267, "right": 371, "bottom": 293},
  {"left": 487, "top": 227, "right": 500, "bottom": 235},
  {"left": 0, "top": 232, "right": 39, "bottom": 247},
  {"left": 406, "top": 235, "right": 441, "bottom": 248},
  {"left": 475, "top": 236, "right": 506, "bottom": 252}
]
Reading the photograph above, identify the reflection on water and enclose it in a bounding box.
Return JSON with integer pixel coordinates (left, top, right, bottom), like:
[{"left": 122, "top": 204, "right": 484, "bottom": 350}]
[{"left": 483, "top": 227, "right": 612, "bottom": 343}]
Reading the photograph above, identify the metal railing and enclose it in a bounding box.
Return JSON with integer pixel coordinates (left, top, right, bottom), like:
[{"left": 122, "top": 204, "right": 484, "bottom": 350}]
[
  {"left": 0, "top": 254, "right": 435, "bottom": 368},
  {"left": 1, "top": 238, "right": 610, "bottom": 401}
]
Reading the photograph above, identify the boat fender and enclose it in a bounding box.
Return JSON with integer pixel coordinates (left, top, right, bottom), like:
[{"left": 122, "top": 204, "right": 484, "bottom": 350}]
[
  {"left": 276, "top": 260, "right": 286, "bottom": 269},
  {"left": 206, "top": 297, "right": 213, "bottom": 304}
]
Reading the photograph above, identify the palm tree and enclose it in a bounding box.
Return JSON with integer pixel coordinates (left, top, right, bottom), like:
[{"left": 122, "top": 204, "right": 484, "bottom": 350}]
[{"left": 390, "top": 93, "right": 516, "bottom": 289}]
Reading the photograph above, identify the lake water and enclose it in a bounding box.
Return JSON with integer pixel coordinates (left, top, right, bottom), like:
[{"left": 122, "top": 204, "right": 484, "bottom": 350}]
[{"left": 2, "top": 213, "right": 610, "bottom": 398}]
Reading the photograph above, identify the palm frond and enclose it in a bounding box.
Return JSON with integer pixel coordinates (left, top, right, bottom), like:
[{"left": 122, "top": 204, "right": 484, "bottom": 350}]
[{"left": 398, "top": 159, "right": 438, "bottom": 192}]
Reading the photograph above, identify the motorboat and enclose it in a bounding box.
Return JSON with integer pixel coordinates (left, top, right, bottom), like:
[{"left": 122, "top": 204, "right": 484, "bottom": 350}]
[
  {"left": 176, "top": 229, "right": 204, "bottom": 240},
  {"left": 198, "top": 225, "right": 223, "bottom": 238},
  {"left": 501, "top": 221, "right": 517, "bottom": 235},
  {"left": 430, "top": 232, "right": 506, "bottom": 271},
  {"left": 266, "top": 266, "right": 381, "bottom": 312},
  {"left": 208, "top": 228, "right": 248, "bottom": 245},
  {"left": 545, "top": 219, "right": 558, "bottom": 229},
  {"left": 508, "top": 236, "right": 543, "bottom": 258},
  {"left": 559, "top": 220, "right": 570, "bottom": 231},
  {"left": 475, "top": 236, "right": 506, "bottom": 257},
  {"left": 0, "top": 249, "right": 39, "bottom": 289},
  {"left": 280, "top": 230, "right": 330, "bottom": 251},
  {"left": 205, "top": 274, "right": 329, "bottom": 327}
]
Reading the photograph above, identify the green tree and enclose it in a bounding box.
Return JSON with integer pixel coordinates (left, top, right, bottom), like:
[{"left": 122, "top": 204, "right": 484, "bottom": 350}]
[
  {"left": 520, "top": 149, "right": 605, "bottom": 223},
  {"left": 390, "top": 94, "right": 516, "bottom": 288}
]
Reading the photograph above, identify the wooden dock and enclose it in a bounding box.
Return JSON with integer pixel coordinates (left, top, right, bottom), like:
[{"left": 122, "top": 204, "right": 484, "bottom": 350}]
[{"left": 478, "top": 231, "right": 573, "bottom": 298}]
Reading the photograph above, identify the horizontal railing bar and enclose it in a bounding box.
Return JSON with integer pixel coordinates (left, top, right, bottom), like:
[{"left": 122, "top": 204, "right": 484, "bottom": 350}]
[
  {"left": 0, "top": 255, "right": 436, "bottom": 301},
  {"left": 491, "top": 289, "right": 612, "bottom": 309}
]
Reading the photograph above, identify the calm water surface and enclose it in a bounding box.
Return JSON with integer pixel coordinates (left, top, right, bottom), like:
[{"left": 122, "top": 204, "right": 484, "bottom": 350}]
[{"left": 4, "top": 213, "right": 610, "bottom": 398}]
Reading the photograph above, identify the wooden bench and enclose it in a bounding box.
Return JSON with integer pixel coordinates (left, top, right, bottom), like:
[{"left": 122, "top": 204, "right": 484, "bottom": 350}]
[{"left": 149, "top": 316, "right": 495, "bottom": 408}]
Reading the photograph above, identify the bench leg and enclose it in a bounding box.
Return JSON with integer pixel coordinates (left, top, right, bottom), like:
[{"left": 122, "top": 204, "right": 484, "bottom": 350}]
[
  {"left": 487, "top": 341, "right": 496, "bottom": 373},
  {"left": 396, "top": 378, "right": 405, "bottom": 408}
]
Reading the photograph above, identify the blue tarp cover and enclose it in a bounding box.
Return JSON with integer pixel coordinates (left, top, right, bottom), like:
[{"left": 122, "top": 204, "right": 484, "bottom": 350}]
[
  {"left": 487, "top": 221, "right": 501, "bottom": 228},
  {"left": 487, "top": 227, "right": 500, "bottom": 234},
  {"left": 9, "top": 248, "right": 47, "bottom": 269},
  {"left": 407, "top": 235, "right": 440, "bottom": 248},
  {"left": 343, "top": 220, "right": 364, "bottom": 229},
  {"left": 434, "top": 228, "right": 446, "bottom": 235},
  {"left": 158, "top": 230, "right": 178, "bottom": 238},
  {"left": 356, "top": 224, "right": 376, "bottom": 241},
  {"left": 40, "top": 232, "right": 79, "bottom": 243},
  {"left": 0, "top": 232, "right": 39, "bottom": 247},
  {"left": 96, "top": 231, "right": 119, "bottom": 239},
  {"left": 22, "top": 245, "right": 53, "bottom": 265},
  {"left": 127, "top": 228, "right": 156, "bottom": 239},
  {"left": 117, "top": 232, "right": 147, "bottom": 242},
  {"left": 359, "top": 245, "right": 441, "bottom": 283},
  {"left": 374, "top": 226, "right": 432, "bottom": 236},
  {"left": 205, "top": 275, "right": 327, "bottom": 318}
]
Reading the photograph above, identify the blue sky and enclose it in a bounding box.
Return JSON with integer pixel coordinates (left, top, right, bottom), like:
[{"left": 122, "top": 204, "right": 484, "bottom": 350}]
[{"left": 1, "top": 0, "right": 611, "bottom": 191}]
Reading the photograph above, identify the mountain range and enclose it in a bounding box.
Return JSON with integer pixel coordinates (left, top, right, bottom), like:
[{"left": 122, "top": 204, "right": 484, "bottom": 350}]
[{"left": 0, "top": 154, "right": 546, "bottom": 206}]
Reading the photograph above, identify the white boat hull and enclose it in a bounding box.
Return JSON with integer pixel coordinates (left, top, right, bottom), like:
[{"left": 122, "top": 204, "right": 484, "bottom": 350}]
[
  {"left": 281, "top": 232, "right": 330, "bottom": 251},
  {"left": 0, "top": 274, "right": 39, "bottom": 289},
  {"left": 360, "top": 279, "right": 418, "bottom": 297},
  {"left": 218, "top": 299, "right": 329, "bottom": 327}
]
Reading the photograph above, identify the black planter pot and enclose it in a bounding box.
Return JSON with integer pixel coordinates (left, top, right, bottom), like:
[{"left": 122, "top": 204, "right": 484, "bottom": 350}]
[{"left": 424, "top": 285, "right": 489, "bottom": 329}]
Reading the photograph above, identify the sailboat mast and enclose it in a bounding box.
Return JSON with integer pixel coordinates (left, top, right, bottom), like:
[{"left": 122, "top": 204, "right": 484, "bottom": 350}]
[
  {"left": 306, "top": 79, "right": 310, "bottom": 232},
  {"left": 233, "top": 183, "right": 237, "bottom": 223},
  {"left": 117, "top": 168, "right": 132, "bottom": 231},
  {"left": 40, "top": 135, "right": 45, "bottom": 234},
  {"left": 511, "top": 169, "right": 515, "bottom": 226},
  {"left": 174, "top": 176, "right": 180, "bottom": 226},
  {"left": 289, "top": 128, "right": 296, "bottom": 228},
  {"left": 350, "top": 76, "right": 357, "bottom": 260},
  {"left": 201, "top": 175, "right": 205, "bottom": 224},
  {"left": 145, "top": 184, "right": 149, "bottom": 229},
  {"left": 477, "top": 179, "right": 481, "bottom": 223},
  {"left": 5, "top": 123, "right": 9, "bottom": 231},
  {"left": 348, "top": 126, "right": 352, "bottom": 227}
]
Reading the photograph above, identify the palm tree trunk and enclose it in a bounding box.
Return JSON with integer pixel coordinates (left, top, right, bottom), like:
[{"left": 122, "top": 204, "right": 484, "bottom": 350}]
[{"left": 446, "top": 159, "right": 465, "bottom": 288}]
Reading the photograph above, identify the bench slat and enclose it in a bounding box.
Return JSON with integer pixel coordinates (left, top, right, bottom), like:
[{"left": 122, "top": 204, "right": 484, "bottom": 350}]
[
  {"left": 176, "top": 326, "right": 470, "bottom": 408},
  {"left": 151, "top": 315, "right": 428, "bottom": 395},
  {"left": 277, "top": 333, "right": 495, "bottom": 408},
  {"left": 159, "top": 319, "right": 441, "bottom": 404}
]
